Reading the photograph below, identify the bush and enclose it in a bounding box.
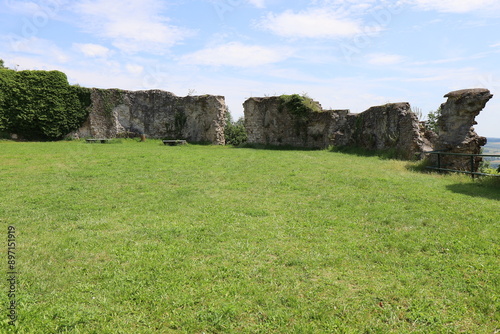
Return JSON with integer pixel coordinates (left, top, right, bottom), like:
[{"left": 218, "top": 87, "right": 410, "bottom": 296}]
[
  {"left": 224, "top": 113, "right": 247, "bottom": 146},
  {"left": 278, "top": 94, "right": 322, "bottom": 118},
  {"left": 0, "top": 68, "right": 91, "bottom": 140}
]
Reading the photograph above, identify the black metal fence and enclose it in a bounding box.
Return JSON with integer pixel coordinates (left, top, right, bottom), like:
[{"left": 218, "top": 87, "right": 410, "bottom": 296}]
[{"left": 424, "top": 151, "right": 500, "bottom": 179}]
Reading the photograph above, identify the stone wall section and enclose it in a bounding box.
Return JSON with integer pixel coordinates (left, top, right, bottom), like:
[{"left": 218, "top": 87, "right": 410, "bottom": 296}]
[
  {"left": 348, "top": 103, "right": 424, "bottom": 160},
  {"left": 243, "top": 97, "right": 350, "bottom": 148},
  {"left": 433, "top": 88, "right": 493, "bottom": 171},
  {"left": 244, "top": 97, "right": 424, "bottom": 159},
  {"left": 72, "top": 89, "right": 226, "bottom": 145},
  {"left": 244, "top": 89, "right": 493, "bottom": 162}
]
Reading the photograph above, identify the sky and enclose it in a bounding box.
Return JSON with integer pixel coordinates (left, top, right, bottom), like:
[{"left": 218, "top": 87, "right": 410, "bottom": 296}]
[{"left": 1, "top": 0, "right": 499, "bottom": 137}]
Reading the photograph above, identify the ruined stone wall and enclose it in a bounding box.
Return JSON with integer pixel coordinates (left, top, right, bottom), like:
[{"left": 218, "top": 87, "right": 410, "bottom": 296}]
[
  {"left": 72, "top": 89, "right": 226, "bottom": 144},
  {"left": 433, "top": 88, "right": 493, "bottom": 171},
  {"left": 244, "top": 89, "right": 493, "bottom": 162},
  {"left": 244, "top": 97, "right": 424, "bottom": 159},
  {"left": 347, "top": 103, "right": 424, "bottom": 159},
  {"left": 243, "top": 97, "right": 349, "bottom": 148}
]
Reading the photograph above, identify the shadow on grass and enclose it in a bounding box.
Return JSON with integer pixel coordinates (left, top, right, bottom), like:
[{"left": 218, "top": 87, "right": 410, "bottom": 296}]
[
  {"left": 231, "top": 143, "right": 321, "bottom": 151},
  {"left": 328, "top": 146, "right": 408, "bottom": 160},
  {"left": 446, "top": 178, "right": 500, "bottom": 200},
  {"left": 232, "top": 143, "right": 419, "bottom": 158},
  {"left": 185, "top": 141, "right": 213, "bottom": 146},
  {"left": 406, "top": 159, "right": 434, "bottom": 173}
]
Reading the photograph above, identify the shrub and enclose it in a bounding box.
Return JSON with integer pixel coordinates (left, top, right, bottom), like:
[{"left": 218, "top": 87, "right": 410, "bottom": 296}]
[
  {"left": 224, "top": 113, "right": 247, "bottom": 146},
  {"left": 278, "top": 94, "right": 322, "bottom": 136},
  {"left": 0, "top": 68, "right": 91, "bottom": 140},
  {"left": 278, "top": 94, "right": 322, "bottom": 118}
]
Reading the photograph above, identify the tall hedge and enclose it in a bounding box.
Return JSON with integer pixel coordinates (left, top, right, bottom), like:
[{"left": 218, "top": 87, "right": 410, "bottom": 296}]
[{"left": 0, "top": 69, "right": 91, "bottom": 140}]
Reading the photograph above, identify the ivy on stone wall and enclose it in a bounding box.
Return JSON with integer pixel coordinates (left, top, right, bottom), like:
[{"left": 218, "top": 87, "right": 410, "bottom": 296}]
[
  {"left": 0, "top": 68, "right": 91, "bottom": 140},
  {"left": 97, "top": 89, "right": 126, "bottom": 116}
]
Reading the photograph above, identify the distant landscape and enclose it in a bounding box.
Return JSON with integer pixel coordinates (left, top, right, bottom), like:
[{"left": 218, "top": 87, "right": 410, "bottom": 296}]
[{"left": 484, "top": 138, "right": 500, "bottom": 168}]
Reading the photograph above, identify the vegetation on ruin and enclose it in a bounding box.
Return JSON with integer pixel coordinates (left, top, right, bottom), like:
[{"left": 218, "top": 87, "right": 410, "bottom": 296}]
[
  {"left": 278, "top": 94, "right": 323, "bottom": 137},
  {"left": 0, "top": 68, "right": 91, "bottom": 140},
  {"left": 166, "top": 109, "right": 187, "bottom": 140},
  {"left": 96, "top": 89, "right": 127, "bottom": 117},
  {"left": 0, "top": 141, "right": 498, "bottom": 333},
  {"left": 278, "top": 94, "right": 322, "bottom": 118}
]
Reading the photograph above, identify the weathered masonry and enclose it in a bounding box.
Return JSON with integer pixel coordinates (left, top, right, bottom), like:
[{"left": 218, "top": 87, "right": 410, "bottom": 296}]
[
  {"left": 244, "top": 96, "right": 424, "bottom": 159},
  {"left": 432, "top": 88, "right": 493, "bottom": 171},
  {"left": 70, "top": 89, "right": 227, "bottom": 145},
  {"left": 243, "top": 89, "right": 493, "bottom": 161}
]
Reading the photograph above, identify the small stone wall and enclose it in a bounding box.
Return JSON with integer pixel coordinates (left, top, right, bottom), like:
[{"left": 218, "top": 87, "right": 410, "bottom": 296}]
[{"left": 72, "top": 89, "right": 226, "bottom": 144}]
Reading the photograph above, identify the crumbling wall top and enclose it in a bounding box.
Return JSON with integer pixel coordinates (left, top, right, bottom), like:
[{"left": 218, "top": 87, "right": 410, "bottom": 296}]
[{"left": 444, "top": 88, "right": 492, "bottom": 99}]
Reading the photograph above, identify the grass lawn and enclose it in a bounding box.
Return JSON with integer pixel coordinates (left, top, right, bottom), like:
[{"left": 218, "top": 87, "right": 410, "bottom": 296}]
[{"left": 0, "top": 140, "right": 499, "bottom": 333}]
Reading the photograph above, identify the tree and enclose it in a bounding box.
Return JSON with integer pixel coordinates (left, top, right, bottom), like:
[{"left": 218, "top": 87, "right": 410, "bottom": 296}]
[
  {"left": 425, "top": 107, "right": 442, "bottom": 133},
  {"left": 224, "top": 112, "right": 247, "bottom": 146},
  {"left": 0, "top": 59, "right": 5, "bottom": 69}
]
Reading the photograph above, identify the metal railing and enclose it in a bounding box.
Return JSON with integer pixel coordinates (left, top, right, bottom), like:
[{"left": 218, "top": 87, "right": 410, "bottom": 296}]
[{"left": 424, "top": 151, "right": 500, "bottom": 179}]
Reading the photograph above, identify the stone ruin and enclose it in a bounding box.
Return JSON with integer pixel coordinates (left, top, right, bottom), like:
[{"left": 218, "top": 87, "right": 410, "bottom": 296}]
[
  {"left": 244, "top": 96, "right": 424, "bottom": 159},
  {"left": 244, "top": 89, "right": 494, "bottom": 166},
  {"left": 68, "top": 86, "right": 493, "bottom": 172},
  {"left": 70, "top": 89, "right": 226, "bottom": 145},
  {"left": 432, "top": 88, "right": 493, "bottom": 172}
]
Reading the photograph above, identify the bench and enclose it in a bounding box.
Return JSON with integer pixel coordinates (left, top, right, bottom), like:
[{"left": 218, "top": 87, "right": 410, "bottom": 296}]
[
  {"left": 86, "top": 138, "right": 110, "bottom": 143},
  {"left": 162, "top": 140, "right": 187, "bottom": 146}
]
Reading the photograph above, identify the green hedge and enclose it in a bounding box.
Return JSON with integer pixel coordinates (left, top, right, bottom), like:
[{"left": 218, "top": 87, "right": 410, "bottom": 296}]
[{"left": 0, "top": 69, "right": 91, "bottom": 140}]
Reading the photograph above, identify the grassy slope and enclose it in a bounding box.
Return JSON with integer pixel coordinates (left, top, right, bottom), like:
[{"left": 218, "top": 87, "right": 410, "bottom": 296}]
[{"left": 0, "top": 140, "right": 499, "bottom": 333}]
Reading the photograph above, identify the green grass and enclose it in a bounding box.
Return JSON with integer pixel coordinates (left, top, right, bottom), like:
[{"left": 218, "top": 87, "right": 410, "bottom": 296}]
[{"left": 0, "top": 140, "right": 499, "bottom": 333}]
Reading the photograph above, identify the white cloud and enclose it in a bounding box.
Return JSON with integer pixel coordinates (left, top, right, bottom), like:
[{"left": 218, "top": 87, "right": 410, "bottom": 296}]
[
  {"left": 247, "top": 0, "right": 265, "bottom": 8},
  {"left": 408, "top": 0, "right": 500, "bottom": 13},
  {"left": 4, "top": 1, "right": 39, "bottom": 14},
  {"left": 3, "top": 1, "right": 59, "bottom": 16},
  {"left": 366, "top": 53, "right": 404, "bottom": 65},
  {"left": 257, "top": 8, "right": 381, "bottom": 39},
  {"left": 181, "top": 42, "right": 293, "bottom": 67},
  {"left": 490, "top": 42, "right": 500, "bottom": 48},
  {"left": 3, "top": 36, "right": 70, "bottom": 63},
  {"left": 73, "top": 0, "right": 194, "bottom": 54},
  {"left": 403, "top": 67, "right": 479, "bottom": 83},
  {"left": 126, "top": 64, "right": 144, "bottom": 75},
  {"left": 73, "top": 43, "right": 111, "bottom": 58}
]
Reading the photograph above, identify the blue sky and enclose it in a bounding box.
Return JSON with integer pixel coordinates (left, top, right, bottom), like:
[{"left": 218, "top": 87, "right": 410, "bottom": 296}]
[{"left": 1, "top": 0, "right": 499, "bottom": 137}]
